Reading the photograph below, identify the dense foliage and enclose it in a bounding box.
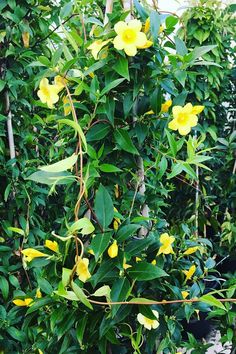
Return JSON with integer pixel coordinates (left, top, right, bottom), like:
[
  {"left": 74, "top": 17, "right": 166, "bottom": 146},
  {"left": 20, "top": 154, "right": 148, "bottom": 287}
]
[{"left": 0, "top": 0, "right": 235, "bottom": 353}]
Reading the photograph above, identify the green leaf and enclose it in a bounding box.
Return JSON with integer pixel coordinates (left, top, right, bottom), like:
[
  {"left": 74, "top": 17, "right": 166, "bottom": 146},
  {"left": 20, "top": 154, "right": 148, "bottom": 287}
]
[
  {"left": 7, "top": 227, "right": 25, "bottom": 236},
  {"left": 71, "top": 281, "right": 93, "bottom": 310},
  {"left": 76, "top": 315, "right": 88, "bottom": 346},
  {"left": 158, "top": 156, "right": 168, "bottom": 179},
  {"left": 200, "top": 295, "right": 226, "bottom": 310},
  {"left": 0, "top": 276, "right": 9, "bottom": 300},
  {"left": 94, "top": 185, "right": 114, "bottom": 230},
  {"left": 114, "top": 128, "right": 139, "bottom": 155},
  {"left": 60, "top": 1, "right": 73, "bottom": 18},
  {"left": 110, "top": 278, "right": 130, "bottom": 317},
  {"left": 150, "top": 11, "right": 160, "bottom": 42},
  {"left": 167, "top": 163, "right": 183, "bottom": 179},
  {"left": 150, "top": 87, "right": 162, "bottom": 114},
  {"left": 100, "top": 78, "right": 125, "bottom": 96},
  {"left": 0, "top": 79, "right": 6, "bottom": 92},
  {"left": 127, "top": 262, "right": 168, "bottom": 280},
  {"left": 58, "top": 119, "right": 87, "bottom": 152},
  {"left": 113, "top": 57, "right": 130, "bottom": 81},
  {"left": 165, "top": 129, "right": 177, "bottom": 156},
  {"left": 116, "top": 224, "right": 141, "bottom": 242},
  {"left": 6, "top": 327, "right": 26, "bottom": 342},
  {"left": 133, "top": 0, "right": 148, "bottom": 20},
  {"left": 26, "top": 297, "right": 54, "bottom": 314},
  {"left": 185, "top": 45, "right": 217, "bottom": 63},
  {"left": 86, "top": 123, "right": 110, "bottom": 142},
  {"left": 165, "top": 15, "right": 178, "bottom": 28},
  {"left": 39, "top": 153, "right": 78, "bottom": 173},
  {"left": 68, "top": 218, "right": 95, "bottom": 235},
  {"left": 62, "top": 268, "right": 72, "bottom": 288},
  {"left": 175, "top": 70, "right": 187, "bottom": 87},
  {"left": 99, "top": 164, "right": 122, "bottom": 173},
  {"left": 25, "top": 171, "right": 73, "bottom": 185},
  {"left": 92, "top": 285, "right": 111, "bottom": 299},
  {"left": 91, "top": 232, "right": 112, "bottom": 261},
  {"left": 175, "top": 36, "right": 188, "bottom": 56}
]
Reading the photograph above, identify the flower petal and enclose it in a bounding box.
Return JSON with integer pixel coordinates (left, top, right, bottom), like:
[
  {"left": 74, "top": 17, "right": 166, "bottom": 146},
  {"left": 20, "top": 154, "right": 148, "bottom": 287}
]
[
  {"left": 114, "top": 21, "right": 127, "bottom": 35},
  {"left": 113, "top": 35, "right": 125, "bottom": 50},
  {"left": 160, "top": 233, "right": 170, "bottom": 244},
  {"left": 172, "top": 106, "right": 182, "bottom": 118},
  {"left": 137, "top": 313, "right": 145, "bottom": 325},
  {"left": 152, "top": 320, "right": 159, "bottom": 329},
  {"left": 192, "top": 105, "right": 204, "bottom": 114},
  {"left": 168, "top": 119, "right": 178, "bottom": 131},
  {"left": 178, "top": 125, "right": 191, "bottom": 135},
  {"left": 128, "top": 19, "right": 142, "bottom": 32},
  {"left": 39, "top": 78, "right": 49, "bottom": 89},
  {"left": 135, "top": 32, "right": 147, "bottom": 47},
  {"left": 124, "top": 44, "right": 137, "bottom": 56}
]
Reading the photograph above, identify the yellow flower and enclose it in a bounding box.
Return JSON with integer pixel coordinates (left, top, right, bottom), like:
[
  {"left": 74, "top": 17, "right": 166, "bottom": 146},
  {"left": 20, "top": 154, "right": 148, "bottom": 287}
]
[
  {"left": 151, "top": 259, "right": 156, "bottom": 265},
  {"left": 157, "top": 233, "right": 175, "bottom": 256},
  {"left": 183, "top": 246, "right": 199, "bottom": 255},
  {"left": 88, "top": 39, "right": 111, "bottom": 60},
  {"left": 181, "top": 291, "right": 189, "bottom": 299},
  {"left": 136, "top": 257, "right": 142, "bottom": 262},
  {"left": 13, "top": 298, "right": 33, "bottom": 307},
  {"left": 54, "top": 75, "right": 67, "bottom": 91},
  {"left": 21, "top": 248, "right": 48, "bottom": 262},
  {"left": 159, "top": 25, "right": 165, "bottom": 33},
  {"left": 37, "top": 78, "right": 60, "bottom": 109},
  {"left": 168, "top": 103, "right": 204, "bottom": 136},
  {"left": 161, "top": 99, "right": 172, "bottom": 113},
  {"left": 137, "top": 39, "right": 153, "bottom": 49},
  {"left": 76, "top": 257, "right": 91, "bottom": 283},
  {"left": 88, "top": 249, "right": 95, "bottom": 255},
  {"left": 113, "top": 207, "right": 121, "bottom": 231},
  {"left": 144, "top": 17, "right": 150, "bottom": 33},
  {"left": 36, "top": 289, "right": 42, "bottom": 298},
  {"left": 62, "top": 96, "right": 72, "bottom": 116},
  {"left": 137, "top": 310, "right": 159, "bottom": 330},
  {"left": 38, "top": 350, "right": 43, "bottom": 354},
  {"left": 183, "top": 264, "right": 196, "bottom": 281},
  {"left": 145, "top": 110, "right": 154, "bottom": 115},
  {"left": 45, "top": 240, "right": 59, "bottom": 253},
  {"left": 113, "top": 19, "right": 147, "bottom": 56},
  {"left": 123, "top": 257, "right": 132, "bottom": 270},
  {"left": 22, "top": 32, "right": 30, "bottom": 48},
  {"left": 107, "top": 240, "right": 118, "bottom": 258}
]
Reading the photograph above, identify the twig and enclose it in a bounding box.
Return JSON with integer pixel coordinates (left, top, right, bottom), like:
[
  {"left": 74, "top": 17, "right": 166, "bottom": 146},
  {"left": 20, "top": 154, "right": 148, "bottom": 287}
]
[{"left": 5, "top": 91, "right": 16, "bottom": 159}]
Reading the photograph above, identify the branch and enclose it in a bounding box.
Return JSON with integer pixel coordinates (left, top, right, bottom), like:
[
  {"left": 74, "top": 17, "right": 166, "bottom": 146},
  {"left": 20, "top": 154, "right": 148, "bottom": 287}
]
[{"left": 5, "top": 91, "right": 16, "bottom": 160}]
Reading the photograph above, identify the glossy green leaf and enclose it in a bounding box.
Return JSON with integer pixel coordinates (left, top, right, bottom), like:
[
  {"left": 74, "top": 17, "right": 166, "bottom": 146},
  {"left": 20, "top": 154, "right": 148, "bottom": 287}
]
[
  {"left": 114, "top": 128, "right": 139, "bottom": 155},
  {"left": 91, "top": 232, "right": 112, "bottom": 261},
  {"left": 94, "top": 185, "right": 114, "bottom": 230},
  {"left": 127, "top": 262, "right": 168, "bottom": 280}
]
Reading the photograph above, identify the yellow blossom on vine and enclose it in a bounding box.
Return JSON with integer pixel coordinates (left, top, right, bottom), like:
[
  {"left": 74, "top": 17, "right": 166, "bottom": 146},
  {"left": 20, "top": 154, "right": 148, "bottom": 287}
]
[
  {"left": 38, "top": 350, "right": 43, "bottom": 354},
  {"left": 113, "top": 207, "right": 121, "bottom": 231},
  {"left": 36, "top": 289, "right": 42, "bottom": 298},
  {"left": 113, "top": 19, "right": 147, "bottom": 56},
  {"left": 54, "top": 75, "right": 67, "bottom": 91},
  {"left": 37, "top": 78, "right": 60, "bottom": 109},
  {"left": 13, "top": 298, "right": 33, "bottom": 307},
  {"left": 137, "top": 39, "right": 153, "bottom": 49},
  {"left": 151, "top": 259, "right": 156, "bottom": 265},
  {"left": 183, "top": 264, "right": 196, "bottom": 281},
  {"left": 183, "top": 246, "right": 199, "bottom": 255},
  {"left": 157, "top": 233, "right": 175, "bottom": 255},
  {"left": 168, "top": 103, "right": 204, "bottom": 135},
  {"left": 123, "top": 257, "right": 132, "bottom": 270},
  {"left": 181, "top": 291, "right": 189, "bottom": 299},
  {"left": 88, "top": 39, "right": 111, "bottom": 60},
  {"left": 136, "top": 257, "right": 142, "bottom": 262},
  {"left": 21, "top": 248, "right": 48, "bottom": 262},
  {"left": 88, "top": 249, "right": 94, "bottom": 255},
  {"left": 76, "top": 257, "right": 91, "bottom": 283},
  {"left": 108, "top": 240, "right": 118, "bottom": 258},
  {"left": 161, "top": 99, "right": 172, "bottom": 113},
  {"left": 137, "top": 310, "right": 159, "bottom": 330},
  {"left": 22, "top": 32, "right": 30, "bottom": 48},
  {"left": 45, "top": 240, "right": 59, "bottom": 253}
]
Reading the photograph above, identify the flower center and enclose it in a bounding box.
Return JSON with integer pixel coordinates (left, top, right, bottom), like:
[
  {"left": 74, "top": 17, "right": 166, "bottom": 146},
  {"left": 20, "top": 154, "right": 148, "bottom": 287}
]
[
  {"left": 177, "top": 113, "right": 189, "bottom": 125},
  {"left": 145, "top": 317, "right": 155, "bottom": 326},
  {"left": 122, "top": 29, "right": 137, "bottom": 44},
  {"left": 42, "top": 87, "right": 50, "bottom": 98}
]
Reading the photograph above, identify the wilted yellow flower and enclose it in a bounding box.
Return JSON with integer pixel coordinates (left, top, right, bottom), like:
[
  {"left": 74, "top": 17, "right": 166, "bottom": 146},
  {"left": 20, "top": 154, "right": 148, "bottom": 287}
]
[
  {"left": 168, "top": 103, "right": 204, "bottom": 135},
  {"left": 181, "top": 291, "right": 189, "bottom": 299},
  {"left": 113, "top": 207, "right": 121, "bottom": 231},
  {"left": 36, "top": 289, "right": 42, "bottom": 298},
  {"left": 22, "top": 32, "right": 30, "bottom": 48},
  {"left": 161, "top": 99, "right": 172, "bottom": 113},
  {"left": 183, "top": 246, "right": 199, "bottom": 255},
  {"left": 76, "top": 257, "right": 91, "bottom": 282},
  {"left": 37, "top": 78, "right": 60, "bottom": 109},
  {"left": 183, "top": 264, "right": 196, "bottom": 281},
  {"left": 54, "top": 75, "right": 67, "bottom": 91},
  {"left": 13, "top": 298, "right": 33, "bottom": 307},
  {"left": 137, "top": 310, "right": 159, "bottom": 330},
  {"left": 21, "top": 248, "right": 48, "bottom": 262},
  {"left": 88, "top": 39, "right": 111, "bottom": 60},
  {"left": 108, "top": 240, "right": 118, "bottom": 258},
  {"left": 157, "top": 233, "right": 175, "bottom": 256},
  {"left": 123, "top": 258, "right": 132, "bottom": 270},
  {"left": 45, "top": 240, "right": 59, "bottom": 253},
  {"left": 113, "top": 19, "right": 147, "bottom": 56},
  {"left": 151, "top": 259, "right": 156, "bottom": 265}
]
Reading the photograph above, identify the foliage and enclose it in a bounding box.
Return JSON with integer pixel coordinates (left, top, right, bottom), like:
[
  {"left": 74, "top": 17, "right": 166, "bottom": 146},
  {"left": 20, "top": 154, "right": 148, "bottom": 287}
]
[{"left": 0, "top": 0, "right": 235, "bottom": 353}]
